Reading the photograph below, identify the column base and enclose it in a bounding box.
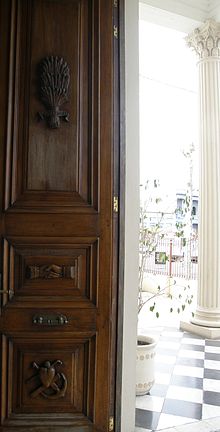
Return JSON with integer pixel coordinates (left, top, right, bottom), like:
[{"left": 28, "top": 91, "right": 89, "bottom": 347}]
[
  {"left": 180, "top": 320, "right": 220, "bottom": 339},
  {"left": 191, "top": 307, "right": 220, "bottom": 328}
]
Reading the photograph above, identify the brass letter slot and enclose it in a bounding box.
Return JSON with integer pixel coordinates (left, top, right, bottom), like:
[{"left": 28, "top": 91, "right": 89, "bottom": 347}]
[{"left": 32, "top": 314, "right": 68, "bottom": 326}]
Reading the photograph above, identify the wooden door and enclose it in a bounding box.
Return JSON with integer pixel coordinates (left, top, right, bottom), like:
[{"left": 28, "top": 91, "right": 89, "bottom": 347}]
[{"left": 0, "top": 0, "right": 118, "bottom": 430}]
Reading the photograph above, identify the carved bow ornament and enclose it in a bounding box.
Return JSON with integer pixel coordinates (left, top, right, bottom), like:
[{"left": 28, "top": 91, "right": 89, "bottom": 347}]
[
  {"left": 37, "top": 56, "right": 70, "bottom": 129},
  {"left": 28, "top": 360, "right": 67, "bottom": 399}
]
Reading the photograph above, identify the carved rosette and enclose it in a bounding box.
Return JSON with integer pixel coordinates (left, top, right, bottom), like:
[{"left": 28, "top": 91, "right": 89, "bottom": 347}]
[{"left": 186, "top": 19, "right": 220, "bottom": 59}]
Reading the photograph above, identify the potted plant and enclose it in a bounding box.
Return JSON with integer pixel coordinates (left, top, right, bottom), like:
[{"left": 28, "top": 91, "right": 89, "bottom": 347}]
[{"left": 136, "top": 180, "right": 194, "bottom": 396}]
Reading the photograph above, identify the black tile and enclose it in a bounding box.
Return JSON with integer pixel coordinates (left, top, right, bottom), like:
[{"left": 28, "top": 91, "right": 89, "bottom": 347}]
[
  {"left": 205, "top": 352, "right": 220, "bottom": 361},
  {"left": 204, "top": 390, "right": 220, "bottom": 406},
  {"left": 149, "top": 383, "right": 169, "bottom": 397},
  {"left": 135, "top": 408, "right": 160, "bottom": 430},
  {"left": 170, "top": 375, "right": 203, "bottom": 389},
  {"left": 204, "top": 368, "right": 220, "bottom": 380},
  {"left": 155, "top": 362, "right": 174, "bottom": 374},
  {"left": 162, "top": 399, "right": 202, "bottom": 420},
  {"left": 205, "top": 340, "right": 220, "bottom": 346},
  {"left": 180, "top": 343, "right": 204, "bottom": 352},
  {"left": 175, "top": 357, "right": 204, "bottom": 368}
]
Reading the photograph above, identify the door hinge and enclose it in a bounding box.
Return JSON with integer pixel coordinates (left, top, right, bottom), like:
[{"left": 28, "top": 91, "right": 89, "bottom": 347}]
[
  {"left": 113, "top": 196, "right": 119, "bottom": 213},
  {"left": 109, "top": 416, "right": 114, "bottom": 432},
  {"left": 113, "top": 0, "right": 118, "bottom": 7},
  {"left": 113, "top": 25, "right": 118, "bottom": 39}
]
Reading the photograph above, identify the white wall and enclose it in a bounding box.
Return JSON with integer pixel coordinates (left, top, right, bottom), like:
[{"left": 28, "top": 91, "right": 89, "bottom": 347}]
[
  {"left": 121, "top": 0, "right": 139, "bottom": 431},
  {"left": 121, "top": 0, "right": 220, "bottom": 430}
]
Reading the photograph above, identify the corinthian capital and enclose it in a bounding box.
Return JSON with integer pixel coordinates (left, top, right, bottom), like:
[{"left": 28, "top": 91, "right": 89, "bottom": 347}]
[{"left": 186, "top": 19, "right": 220, "bottom": 59}]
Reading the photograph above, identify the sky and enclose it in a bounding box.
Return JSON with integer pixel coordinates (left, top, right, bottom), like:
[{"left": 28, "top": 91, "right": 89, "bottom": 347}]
[{"left": 139, "top": 21, "right": 199, "bottom": 202}]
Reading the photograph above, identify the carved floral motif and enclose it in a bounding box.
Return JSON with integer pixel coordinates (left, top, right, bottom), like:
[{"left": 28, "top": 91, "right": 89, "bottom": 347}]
[
  {"left": 186, "top": 19, "right": 220, "bottom": 59},
  {"left": 37, "top": 56, "right": 70, "bottom": 128}
]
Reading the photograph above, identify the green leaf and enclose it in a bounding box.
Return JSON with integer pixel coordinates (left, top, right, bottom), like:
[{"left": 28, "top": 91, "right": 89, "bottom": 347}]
[{"left": 156, "top": 312, "right": 159, "bottom": 318}]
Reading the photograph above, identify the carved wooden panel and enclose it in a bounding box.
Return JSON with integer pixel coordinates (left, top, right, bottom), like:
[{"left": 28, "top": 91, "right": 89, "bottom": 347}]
[
  {"left": 1, "top": 238, "right": 98, "bottom": 304},
  {"left": 4, "top": 0, "right": 99, "bottom": 210},
  {"left": 0, "top": 0, "right": 115, "bottom": 429},
  {"left": 0, "top": 335, "right": 96, "bottom": 425}
]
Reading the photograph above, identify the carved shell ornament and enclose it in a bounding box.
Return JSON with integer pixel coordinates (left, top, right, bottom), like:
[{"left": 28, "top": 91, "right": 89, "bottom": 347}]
[{"left": 37, "top": 56, "right": 70, "bottom": 129}]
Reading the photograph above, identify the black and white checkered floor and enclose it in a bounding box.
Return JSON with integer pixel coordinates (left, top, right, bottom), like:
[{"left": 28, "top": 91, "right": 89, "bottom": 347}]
[{"left": 135, "top": 327, "right": 220, "bottom": 431}]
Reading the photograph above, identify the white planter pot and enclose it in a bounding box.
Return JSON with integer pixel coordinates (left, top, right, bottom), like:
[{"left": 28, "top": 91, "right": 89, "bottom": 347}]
[{"left": 136, "top": 335, "right": 157, "bottom": 396}]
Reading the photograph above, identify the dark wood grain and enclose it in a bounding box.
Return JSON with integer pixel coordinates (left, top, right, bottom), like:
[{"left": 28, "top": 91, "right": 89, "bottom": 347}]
[{"left": 0, "top": 0, "right": 119, "bottom": 430}]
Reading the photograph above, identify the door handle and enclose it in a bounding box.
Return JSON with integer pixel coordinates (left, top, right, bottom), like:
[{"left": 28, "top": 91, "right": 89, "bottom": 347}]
[
  {"left": 0, "top": 290, "right": 13, "bottom": 294},
  {"left": 32, "top": 314, "right": 68, "bottom": 326},
  {"left": 0, "top": 274, "right": 14, "bottom": 296}
]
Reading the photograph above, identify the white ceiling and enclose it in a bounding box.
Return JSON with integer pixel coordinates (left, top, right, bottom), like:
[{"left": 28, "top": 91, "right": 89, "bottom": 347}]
[{"left": 140, "top": 0, "right": 220, "bottom": 33}]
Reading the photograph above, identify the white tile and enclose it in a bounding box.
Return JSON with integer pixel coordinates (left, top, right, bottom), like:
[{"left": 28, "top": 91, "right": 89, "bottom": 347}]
[
  {"left": 136, "top": 394, "right": 164, "bottom": 412},
  {"left": 204, "top": 359, "right": 220, "bottom": 370},
  {"left": 157, "top": 341, "right": 181, "bottom": 350},
  {"left": 205, "top": 345, "right": 220, "bottom": 354},
  {"left": 162, "top": 331, "right": 183, "bottom": 338},
  {"left": 155, "top": 371, "right": 171, "bottom": 385},
  {"left": 166, "top": 385, "right": 203, "bottom": 403},
  {"left": 203, "top": 378, "right": 220, "bottom": 392},
  {"left": 173, "top": 365, "right": 204, "bottom": 378},
  {"left": 135, "top": 428, "right": 152, "bottom": 432},
  {"left": 182, "top": 338, "right": 205, "bottom": 346},
  {"left": 202, "top": 403, "right": 220, "bottom": 419},
  {"left": 175, "top": 419, "right": 214, "bottom": 432},
  {"left": 155, "top": 354, "right": 177, "bottom": 364},
  {"left": 178, "top": 349, "right": 205, "bottom": 360},
  {"left": 156, "top": 413, "right": 196, "bottom": 430},
  {"left": 206, "top": 415, "right": 220, "bottom": 429}
]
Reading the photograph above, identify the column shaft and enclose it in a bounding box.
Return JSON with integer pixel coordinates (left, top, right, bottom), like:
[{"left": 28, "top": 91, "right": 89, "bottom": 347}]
[
  {"left": 193, "top": 58, "right": 220, "bottom": 326},
  {"left": 186, "top": 19, "right": 220, "bottom": 328}
]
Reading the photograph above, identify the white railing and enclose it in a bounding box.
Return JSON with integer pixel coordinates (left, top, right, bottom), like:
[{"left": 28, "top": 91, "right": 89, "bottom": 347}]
[{"left": 144, "top": 238, "right": 198, "bottom": 280}]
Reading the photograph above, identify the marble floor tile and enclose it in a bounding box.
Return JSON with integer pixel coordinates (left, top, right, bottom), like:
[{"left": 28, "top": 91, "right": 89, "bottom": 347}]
[
  {"left": 155, "top": 354, "right": 177, "bottom": 365},
  {"left": 203, "top": 378, "right": 220, "bottom": 392},
  {"left": 170, "top": 374, "right": 203, "bottom": 389},
  {"left": 155, "top": 371, "right": 172, "bottom": 385},
  {"left": 182, "top": 337, "right": 205, "bottom": 346},
  {"left": 179, "top": 343, "right": 205, "bottom": 352},
  {"left": 205, "top": 352, "right": 220, "bottom": 361},
  {"left": 166, "top": 385, "right": 203, "bottom": 404},
  {"left": 156, "top": 413, "right": 196, "bottom": 430},
  {"left": 175, "top": 357, "right": 204, "bottom": 368},
  {"left": 157, "top": 341, "right": 181, "bottom": 351},
  {"left": 173, "top": 365, "right": 204, "bottom": 378},
  {"left": 178, "top": 349, "right": 205, "bottom": 359},
  {"left": 162, "top": 399, "right": 202, "bottom": 420},
  {"left": 205, "top": 345, "right": 220, "bottom": 354},
  {"left": 135, "top": 408, "right": 160, "bottom": 430},
  {"left": 136, "top": 394, "right": 164, "bottom": 412},
  {"left": 204, "top": 359, "right": 220, "bottom": 371},
  {"left": 204, "top": 368, "right": 220, "bottom": 380},
  {"left": 202, "top": 403, "right": 220, "bottom": 419},
  {"left": 149, "top": 383, "right": 169, "bottom": 397},
  {"left": 203, "top": 390, "right": 220, "bottom": 406}
]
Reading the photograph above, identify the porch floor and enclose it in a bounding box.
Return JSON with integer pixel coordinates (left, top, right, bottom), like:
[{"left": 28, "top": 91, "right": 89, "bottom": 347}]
[{"left": 135, "top": 326, "right": 220, "bottom": 431}]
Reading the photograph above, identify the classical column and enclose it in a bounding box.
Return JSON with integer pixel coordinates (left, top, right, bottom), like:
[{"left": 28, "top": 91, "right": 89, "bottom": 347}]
[{"left": 185, "top": 19, "right": 220, "bottom": 333}]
